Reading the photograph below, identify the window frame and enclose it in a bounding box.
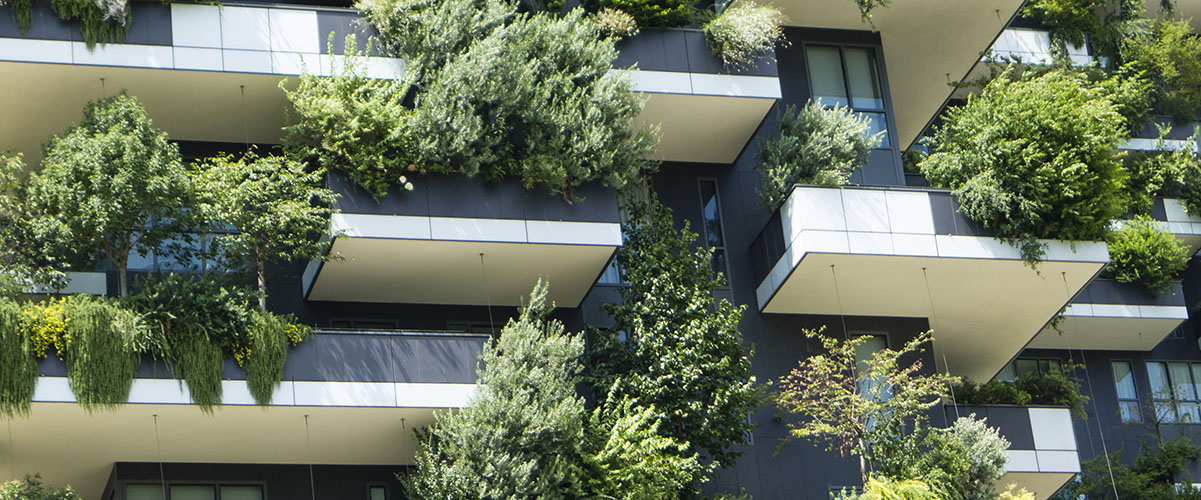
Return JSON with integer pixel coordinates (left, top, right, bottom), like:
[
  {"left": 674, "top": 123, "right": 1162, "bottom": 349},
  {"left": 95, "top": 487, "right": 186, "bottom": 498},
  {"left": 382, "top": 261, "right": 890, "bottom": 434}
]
[
  {"left": 802, "top": 42, "right": 893, "bottom": 150},
  {"left": 121, "top": 481, "right": 268, "bottom": 500},
  {"left": 366, "top": 483, "right": 389, "bottom": 500},
  {"left": 696, "top": 177, "right": 732, "bottom": 289},
  {"left": 1146, "top": 360, "right": 1201, "bottom": 424},
  {"left": 1111, "top": 359, "right": 1142, "bottom": 423}
]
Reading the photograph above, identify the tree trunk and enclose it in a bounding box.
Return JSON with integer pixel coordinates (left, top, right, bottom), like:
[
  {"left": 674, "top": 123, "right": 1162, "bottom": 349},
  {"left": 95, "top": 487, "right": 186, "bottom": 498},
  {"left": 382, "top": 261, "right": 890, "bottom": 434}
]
[
  {"left": 257, "top": 259, "right": 267, "bottom": 312},
  {"left": 118, "top": 263, "right": 128, "bottom": 298}
]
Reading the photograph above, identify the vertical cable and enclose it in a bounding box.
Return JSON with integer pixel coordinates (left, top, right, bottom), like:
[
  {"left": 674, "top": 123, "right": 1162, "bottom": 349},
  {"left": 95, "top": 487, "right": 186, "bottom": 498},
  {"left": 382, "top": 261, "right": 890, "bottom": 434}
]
[
  {"left": 480, "top": 253, "right": 496, "bottom": 336},
  {"left": 1062, "top": 272, "right": 1120, "bottom": 500},
  {"left": 305, "top": 414, "right": 317, "bottom": 500},
  {"left": 153, "top": 414, "right": 167, "bottom": 500},
  {"left": 921, "top": 267, "right": 959, "bottom": 420},
  {"left": 7, "top": 419, "right": 14, "bottom": 478},
  {"left": 829, "top": 265, "right": 852, "bottom": 343}
]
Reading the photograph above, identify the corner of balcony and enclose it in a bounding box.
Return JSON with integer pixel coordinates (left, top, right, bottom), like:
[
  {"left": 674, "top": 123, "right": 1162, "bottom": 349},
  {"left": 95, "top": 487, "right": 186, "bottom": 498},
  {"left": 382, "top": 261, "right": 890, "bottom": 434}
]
[
  {"left": 1027, "top": 278, "right": 1187, "bottom": 351},
  {"left": 945, "top": 404, "right": 1080, "bottom": 500}
]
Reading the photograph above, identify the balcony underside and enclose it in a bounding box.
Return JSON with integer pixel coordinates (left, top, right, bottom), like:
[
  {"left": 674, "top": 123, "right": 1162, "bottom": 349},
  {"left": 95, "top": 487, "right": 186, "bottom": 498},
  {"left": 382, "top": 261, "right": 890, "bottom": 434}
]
[
  {"left": 6, "top": 382, "right": 469, "bottom": 499},
  {"left": 1000, "top": 472, "right": 1075, "bottom": 500},
  {"left": 638, "top": 91, "right": 778, "bottom": 163},
  {"left": 303, "top": 214, "right": 620, "bottom": 306},
  {"left": 771, "top": 0, "right": 1024, "bottom": 147},
  {"left": 762, "top": 252, "right": 1104, "bottom": 381}
]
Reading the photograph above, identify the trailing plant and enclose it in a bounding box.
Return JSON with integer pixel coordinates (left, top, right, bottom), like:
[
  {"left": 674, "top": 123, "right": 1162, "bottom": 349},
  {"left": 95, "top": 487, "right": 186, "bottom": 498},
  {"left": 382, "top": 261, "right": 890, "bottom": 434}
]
[
  {"left": 30, "top": 92, "right": 194, "bottom": 297},
  {"left": 703, "top": 2, "right": 786, "bottom": 71},
  {"left": 849, "top": 0, "right": 891, "bottom": 25},
  {"left": 919, "top": 70, "right": 1127, "bottom": 265},
  {"left": 282, "top": 39, "right": 423, "bottom": 200},
  {"left": 4, "top": 0, "right": 32, "bottom": 33},
  {"left": 590, "top": 7, "right": 639, "bottom": 39},
  {"left": 0, "top": 474, "right": 81, "bottom": 500},
  {"left": 1124, "top": 19, "right": 1201, "bottom": 120},
  {"left": 357, "top": 0, "right": 515, "bottom": 79},
  {"left": 774, "top": 327, "right": 956, "bottom": 482},
  {"left": 244, "top": 310, "right": 309, "bottom": 406},
  {"left": 953, "top": 366, "right": 1090, "bottom": 419},
  {"left": 754, "top": 101, "right": 882, "bottom": 210},
  {"left": 61, "top": 295, "right": 144, "bottom": 412},
  {"left": 50, "top": 0, "right": 130, "bottom": 48},
  {"left": 408, "top": 9, "right": 656, "bottom": 201},
  {"left": 194, "top": 151, "right": 337, "bottom": 311},
  {"left": 1020, "top": 0, "right": 1103, "bottom": 50},
  {"left": 176, "top": 337, "right": 225, "bottom": 413},
  {"left": 1105, "top": 216, "right": 1189, "bottom": 295},
  {"left": 588, "top": 198, "right": 756, "bottom": 476},
  {"left": 588, "top": 0, "right": 693, "bottom": 29},
  {"left": 0, "top": 299, "right": 36, "bottom": 418}
]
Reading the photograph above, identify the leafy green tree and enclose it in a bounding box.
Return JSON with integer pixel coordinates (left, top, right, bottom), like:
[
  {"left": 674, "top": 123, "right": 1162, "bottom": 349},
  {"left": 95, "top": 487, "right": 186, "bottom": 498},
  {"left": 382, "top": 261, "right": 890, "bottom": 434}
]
[
  {"left": 774, "top": 328, "right": 956, "bottom": 482},
  {"left": 1124, "top": 19, "right": 1201, "bottom": 120},
  {"left": 754, "top": 101, "right": 882, "bottom": 210},
  {"left": 0, "top": 154, "right": 64, "bottom": 296},
  {"left": 1105, "top": 216, "right": 1190, "bottom": 295},
  {"left": 1054, "top": 439, "right": 1201, "bottom": 500},
  {"left": 29, "top": 92, "right": 193, "bottom": 297},
  {"left": 588, "top": 0, "right": 693, "bottom": 29},
  {"left": 876, "top": 417, "right": 1010, "bottom": 500},
  {"left": 403, "top": 280, "right": 590, "bottom": 499},
  {"left": 0, "top": 475, "right": 81, "bottom": 500},
  {"left": 194, "top": 151, "right": 337, "bottom": 311},
  {"left": 920, "top": 70, "right": 1127, "bottom": 265},
  {"left": 409, "top": 9, "right": 656, "bottom": 200},
  {"left": 585, "top": 397, "right": 703, "bottom": 500},
  {"left": 282, "top": 39, "right": 422, "bottom": 200},
  {"left": 589, "top": 198, "right": 756, "bottom": 473}
]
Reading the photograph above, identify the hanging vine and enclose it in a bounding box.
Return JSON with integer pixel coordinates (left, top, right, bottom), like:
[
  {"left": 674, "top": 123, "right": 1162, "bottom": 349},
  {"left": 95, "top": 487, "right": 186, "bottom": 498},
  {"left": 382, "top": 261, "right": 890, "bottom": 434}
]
[
  {"left": 62, "top": 296, "right": 143, "bottom": 413},
  {"left": 0, "top": 299, "right": 36, "bottom": 417},
  {"left": 5, "top": 0, "right": 33, "bottom": 33},
  {"left": 245, "top": 311, "right": 309, "bottom": 406}
]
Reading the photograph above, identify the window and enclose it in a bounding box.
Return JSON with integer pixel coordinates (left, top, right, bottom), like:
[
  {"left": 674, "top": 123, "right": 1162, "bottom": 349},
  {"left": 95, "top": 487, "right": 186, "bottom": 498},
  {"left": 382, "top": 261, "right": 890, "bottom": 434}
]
[
  {"left": 1147, "top": 361, "right": 1201, "bottom": 424},
  {"left": 698, "top": 179, "right": 730, "bottom": 284},
  {"left": 368, "top": 485, "right": 388, "bottom": 500},
  {"left": 996, "top": 358, "right": 1062, "bottom": 382},
  {"left": 1112, "top": 361, "right": 1141, "bottom": 423},
  {"left": 329, "top": 318, "right": 399, "bottom": 330},
  {"left": 125, "top": 483, "right": 263, "bottom": 500},
  {"left": 805, "top": 45, "right": 890, "bottom": 148},
  {"left": 853, "top": 334, "right": 890, "bottom": 401}
]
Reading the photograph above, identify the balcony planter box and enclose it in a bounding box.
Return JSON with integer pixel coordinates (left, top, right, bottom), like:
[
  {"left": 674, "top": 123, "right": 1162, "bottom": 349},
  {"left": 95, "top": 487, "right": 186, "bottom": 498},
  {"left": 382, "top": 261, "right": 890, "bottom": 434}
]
[{"left": 944, "top": 404, "right": 1080, "bottom": 500}]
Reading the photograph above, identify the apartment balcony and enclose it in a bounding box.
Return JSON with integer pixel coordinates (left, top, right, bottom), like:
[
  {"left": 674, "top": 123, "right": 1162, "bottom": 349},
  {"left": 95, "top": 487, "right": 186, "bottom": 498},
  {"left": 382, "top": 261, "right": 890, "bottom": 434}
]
[
  {"left": 749, "top": 185, "right": 1109, "bottom": 381},
  {"left": 7, "top": 329, "right": 486, "bottom": 499},
  {"left": 768, "top": 0, "right": 1024, "bottom": 148},
  {"left": 1139, "top": 197, "right": 1201, "bottom": 253},
  {"left": 614, "top": 28, "right": 780, "bottom": 164},
  {"left": 986, "top": 28, "right": 1094, "bottom": 66},
  {"left": 0, "top": 2, "right": 398, "bottom": 162},
  {"left": 944, "top": 405, "right": 1080, "bottom": 500},
  {"left": 1027, "top": 279, "right": 1187, "bottom": 351},
  {"left": 302, "top": 171, "right": 621, "bottom": 306}
]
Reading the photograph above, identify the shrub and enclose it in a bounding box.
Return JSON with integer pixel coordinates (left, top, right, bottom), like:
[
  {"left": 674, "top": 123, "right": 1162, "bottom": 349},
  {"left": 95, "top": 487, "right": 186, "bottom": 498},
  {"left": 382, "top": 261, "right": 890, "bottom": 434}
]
[
  {"left": 703, "top": 2, "right": 786, "bottom": 71},
  {"left": 1105, "top": 216, "right": 1189, "bottom": 295},
  {"left": 589, "top": 0, "right": 693, "bottom": 28},
  {"left": 408, "top": 10, "right": 656, "bottom": 200},
  {"left": 591, "top": 7, "right": 639, "bottom": 39},
  {"left": 50, "top": 0, "right": 129, "bottom": 48},
  {"left": 0, "top": 475, "right": 81, "bottom": 500},
  {"left": 357, "top": 0, "right": 515, "bottom": 77},
  {"left": 1122, "top": 135, "right": 1191, "bottom": 216},
  {"left": 920, "top": 70, "right": 1127, "bottom": 265},
  {"left": 1055, "top": 439, "right": 1201, "bottom": 500},
  {"left": 283, "top": 43, "right": 422, "bottom": 200},
  {"left": 1124, "top": 19, "right": 1201, "bottom": 120},
  {"left": 912, "top": 417, "right": 1010, "bottom": 500},
  {"left": 754, "top": 101, "right": 882, "bottom": 210},
  {"left": 953, "top": 379, "right": 1032, "bottom": 406},
  {"left": 953, "top": 366, "right": 1089, "bottom": 419},
  {"left": 1020, "top": 0, "right": 1103, "bottom": 48}
]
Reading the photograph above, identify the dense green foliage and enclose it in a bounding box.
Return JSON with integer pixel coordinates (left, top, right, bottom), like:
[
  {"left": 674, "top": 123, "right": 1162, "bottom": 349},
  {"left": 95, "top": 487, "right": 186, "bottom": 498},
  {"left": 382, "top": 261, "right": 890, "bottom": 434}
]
[
  {"left": 703, "top": 2, "right": 786, "bottom": 71},
  {"left": 244, "top": 311, "right": 309, "bottom": 406},
  {"left": 62, "top": 295, "right": 144, "bottom": 412},
  {"left": 0, "top": 300, "right": 36, "bottom": 417},
  {"left": 0, "top": 475, "right": 81, "bottom": 500},
  {"left": 358, "top": 0, "right": 514, "bottom": 77},
  {"left": 1020, "top": 0, "right": 1103, "bottom": 48},
  {"left": 590, "top": 7, "right": 639, "bottom": 38},
  {"left": 282, "top": 45, "right": 419, "bottom": 200},
  {"left": 30, "top": 92, "right": 193, "bottom": 297},
  {"left": 194, "top": 152, "right": 337, "bottom": 310},
  {"left": 874, "top": 417, "right": 1011, "bottom": 500},
  {"left": 1055, "top": 439, "right": 1201, "bottom": 500},
  {"left": 585, "top": 398, "right": 702, "bottom": 499},
  {"left": 755, "top": 101, "right": 882, "bottom": 210},
  {"left": 1124, "top": 19, "right": 1201, "bottom": 120},
  {"left": 589, "top": 199, "right": 756, "bottom": 472},
  {"left": 920, "top": 70, "right": 1128, "bottom": 264},
  {"left": 954, "top": 367, "right": 1091, "bottom": 419},
  {"left": 775, "top": 328, "right": 956, "bottom": 481},
  {"left": 403, "top": 281, "right": 590, "bottom": 498},
  {"left": 4, "top": 0, "right": 32, "bottom": 33},
  {"left": 587, "top": 0, "right": 693, "bottom": 28},
  {"left": 408, "top": 10, "right": 655, "bottom": 200},
  {"left": 1105, "top": 216, "right": 1190, "bottom": 294}
]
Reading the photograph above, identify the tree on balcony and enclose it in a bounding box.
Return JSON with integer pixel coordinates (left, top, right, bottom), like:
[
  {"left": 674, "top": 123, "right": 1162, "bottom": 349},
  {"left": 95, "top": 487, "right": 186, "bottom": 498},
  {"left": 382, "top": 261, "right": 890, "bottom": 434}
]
[
  {"left": 28, "top": 92, "right": 194, "bottom": 297},
  {"left": 920, "top": 70, "right": 1128, "bottom": 265}
]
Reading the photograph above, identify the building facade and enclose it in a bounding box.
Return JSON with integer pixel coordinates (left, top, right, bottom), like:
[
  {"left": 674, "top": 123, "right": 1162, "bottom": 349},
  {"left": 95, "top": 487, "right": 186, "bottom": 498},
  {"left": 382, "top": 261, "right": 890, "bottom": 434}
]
[{"left": 2, "top": 0, "right": 1201, "bottom": 499}]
